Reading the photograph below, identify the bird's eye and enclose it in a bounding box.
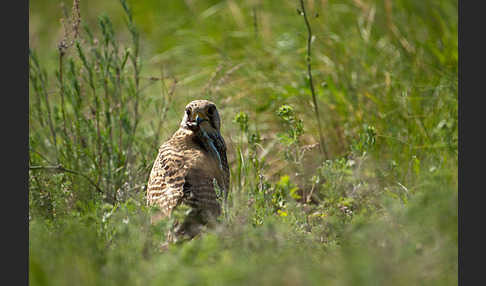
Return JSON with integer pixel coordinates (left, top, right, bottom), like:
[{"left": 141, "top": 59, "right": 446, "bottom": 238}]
[{"left": 186, "top": 108, "right": 191, "bottom": 116}]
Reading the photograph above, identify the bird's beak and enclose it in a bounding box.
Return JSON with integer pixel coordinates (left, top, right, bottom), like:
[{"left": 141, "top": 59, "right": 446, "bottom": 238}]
[{"left": 193, "top": 112, "right": 209, "bottom": 126}]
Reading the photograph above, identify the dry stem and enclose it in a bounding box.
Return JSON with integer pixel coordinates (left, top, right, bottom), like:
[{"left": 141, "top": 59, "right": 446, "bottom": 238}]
[{"left": 299, "top": 0, "right": 328, "bottom": 158}]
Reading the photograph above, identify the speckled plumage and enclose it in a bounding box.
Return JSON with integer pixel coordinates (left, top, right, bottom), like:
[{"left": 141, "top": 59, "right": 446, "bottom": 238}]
[{"left": 146, "top": 100, "right": 229, "bottom": 241}]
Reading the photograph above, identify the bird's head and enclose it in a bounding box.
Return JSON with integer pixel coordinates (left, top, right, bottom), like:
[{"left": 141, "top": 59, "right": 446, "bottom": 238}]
[{"left": 181, "top": 100, "right": 221, "bottom": 134}]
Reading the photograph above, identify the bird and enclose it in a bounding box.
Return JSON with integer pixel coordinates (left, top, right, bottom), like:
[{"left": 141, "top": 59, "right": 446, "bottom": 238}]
[{"left": 146, "top": 100, "right": 230, "bottom": 242}]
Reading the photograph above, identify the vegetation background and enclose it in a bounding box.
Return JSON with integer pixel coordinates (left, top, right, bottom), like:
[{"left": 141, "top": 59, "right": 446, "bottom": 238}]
[{"left": 29, "top": 0, "right": 457, "bottom": 285}]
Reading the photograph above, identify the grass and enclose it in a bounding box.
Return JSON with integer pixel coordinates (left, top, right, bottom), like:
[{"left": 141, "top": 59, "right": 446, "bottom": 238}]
[{"left": 29, "top": 0, "right": 457, "bottom": 285}]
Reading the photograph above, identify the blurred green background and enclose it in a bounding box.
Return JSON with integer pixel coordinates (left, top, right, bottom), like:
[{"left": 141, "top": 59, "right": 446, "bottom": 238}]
[{"left": 29, "top": 0, "right": 457, "bottom": 285}]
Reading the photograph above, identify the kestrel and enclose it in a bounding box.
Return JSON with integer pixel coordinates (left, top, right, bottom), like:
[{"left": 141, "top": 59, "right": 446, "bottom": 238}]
[{"left": 146, "top": 100, "right": 230, "bottom": 242}]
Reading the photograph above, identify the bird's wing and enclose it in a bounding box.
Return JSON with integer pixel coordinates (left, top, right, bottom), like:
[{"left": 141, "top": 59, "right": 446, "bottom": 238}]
[
  {"left": 209, "top": 132, "right": 230, "bottom": 198},
  {"left": 146, "top": 139, "right": 188, "bottom": 218},
  {"left": 182, "top": 163, "right": 222, "bottom": 219}
]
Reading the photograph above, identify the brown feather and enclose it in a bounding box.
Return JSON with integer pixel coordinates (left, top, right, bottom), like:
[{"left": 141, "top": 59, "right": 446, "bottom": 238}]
[{"left": 146, "top": 100, "right": 230, "bottom": 241}]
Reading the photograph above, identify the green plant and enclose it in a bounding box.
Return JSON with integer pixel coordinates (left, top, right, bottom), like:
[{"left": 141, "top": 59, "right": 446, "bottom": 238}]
[{"left": 29, "top": 0, "right": 160, "bottom": 217}]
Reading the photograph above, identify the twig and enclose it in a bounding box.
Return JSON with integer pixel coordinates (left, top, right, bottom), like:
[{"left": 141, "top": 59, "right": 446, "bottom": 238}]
[
  {"left": 57, "top": 0, "right": 82, "bottom": 150},
  {"left": 306, "top": 180, "right": 319, "bottom": 204},
  {"left": 122, "top": 0, "right": 141, "bottom": 166},
  {"left": 29, "top": 164, "right": 107, "bottom": 198},
  {"left": 252, "top": 6, "right": 259, "bottom": 39},
  {"left": 214, "top": 63, "right": 244, "bottom": 91},
  {"left": 30, "top": 148, "right": 55, "bottom": 165},
  {"left": 384, "top": 0, "right": 393, "bottom": 32},
  {"left": 298, "top": 0, "right": 328, "bottom": 159},
  {"left": 203, "top": 62, "right": 224, "bottom": 94},
  {"left": 41, "top": 72, "right": 59, "bottom": 162},
  {"left": 58, "top": 44, "right": 69, "bottom": 140},
  {"left": 157, "top": 73, "right": 177, "bottom": 146},
  {"left": 70, "top": 0, "right": 81, "bottom": 47}
]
